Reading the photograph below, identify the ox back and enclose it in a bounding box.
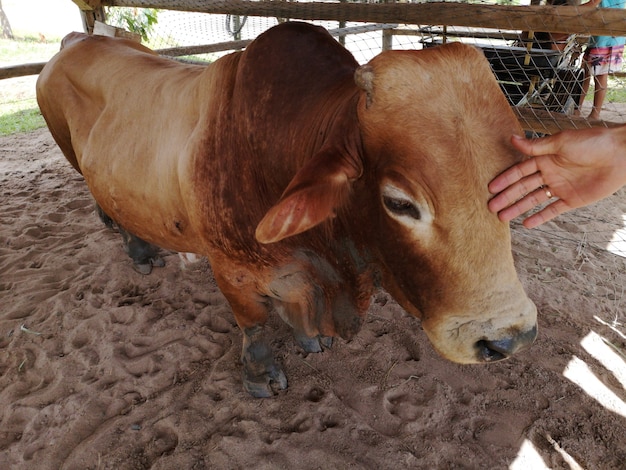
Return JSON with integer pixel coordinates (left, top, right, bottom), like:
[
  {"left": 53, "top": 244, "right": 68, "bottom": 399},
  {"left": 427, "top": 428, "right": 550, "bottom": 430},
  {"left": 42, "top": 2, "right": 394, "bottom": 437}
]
[{"left": 37, "top": 22, "right": 537, "bottom": 397}]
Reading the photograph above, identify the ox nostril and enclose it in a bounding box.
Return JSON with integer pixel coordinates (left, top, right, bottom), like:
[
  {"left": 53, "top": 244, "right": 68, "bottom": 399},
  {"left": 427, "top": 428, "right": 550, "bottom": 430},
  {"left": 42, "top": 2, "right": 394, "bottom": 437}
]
[
  {"left": 475, "top": 325, "right": 538, "bottom": 363},
  {"left": 476, "top": 339, "right": 509, "bottom": 362}
]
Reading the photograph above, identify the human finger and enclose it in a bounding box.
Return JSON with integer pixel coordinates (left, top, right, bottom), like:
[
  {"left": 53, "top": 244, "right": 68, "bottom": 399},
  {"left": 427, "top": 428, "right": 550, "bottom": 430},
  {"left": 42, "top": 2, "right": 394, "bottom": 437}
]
[
  {"left": 523, "top": 198, "right": 570, "bottom": 229},
  {"left": 493, "top": 185, "right": 553, "bottom": 222},
  {"left": 488, "top": 171, "right": 545, "bottom": 213},
  {"left": 488, "top": 156, "right": 540, "bottom": 194},
  {"left": 511, "top": 133, "right": 560, "bottom": 159}
]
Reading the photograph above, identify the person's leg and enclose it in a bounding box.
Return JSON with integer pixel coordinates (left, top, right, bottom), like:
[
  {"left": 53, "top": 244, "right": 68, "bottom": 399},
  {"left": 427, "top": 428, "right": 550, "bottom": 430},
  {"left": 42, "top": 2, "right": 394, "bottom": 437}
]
[
  {"left": 589, "top": 73, "right": 608, "bottom": 120},
  {"left": 577, "top": 57, "right": 592, "bottom": 116}
]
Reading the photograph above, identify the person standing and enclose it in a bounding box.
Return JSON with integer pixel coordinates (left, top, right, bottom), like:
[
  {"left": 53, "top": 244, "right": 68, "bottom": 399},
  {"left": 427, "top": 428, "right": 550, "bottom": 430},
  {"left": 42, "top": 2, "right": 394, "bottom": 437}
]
[{"left": 578, "top": 0, "right": 626, "bottom": 120}]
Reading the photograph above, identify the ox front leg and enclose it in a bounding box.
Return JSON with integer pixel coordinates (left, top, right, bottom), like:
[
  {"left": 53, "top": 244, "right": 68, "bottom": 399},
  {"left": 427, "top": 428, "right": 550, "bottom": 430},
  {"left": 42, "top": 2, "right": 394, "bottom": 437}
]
[
  {"left": 293, "top": 331, "right": 333, "bottom": 353},
  {"left": 274, "top": 300, "right": 334, "bottom": 353},
  {"left": 214, "top": 271, "right": 287, "bottom": 397},
  {"left": 242, "top": 325, "right": 288, "bottom": 398}
]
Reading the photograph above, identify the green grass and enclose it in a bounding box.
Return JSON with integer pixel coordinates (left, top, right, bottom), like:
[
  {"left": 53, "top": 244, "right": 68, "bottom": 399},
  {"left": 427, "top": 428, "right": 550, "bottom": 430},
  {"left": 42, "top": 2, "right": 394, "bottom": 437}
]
[
  {"left": 0, "top": 82, "right": 46, "bottom": 136},
  {"left": 0, "top": 36, "right": 59, "bottom": 136},
  {"left": 581, "top": 76, "right": 626, "bottom": 106},
  {"left": 607, "top": 76, "right": 626, "bottom": 103},
  {"left": 0, "top": 103, "right": 45, "bottom": 135},
  {"left": 0, "top": 35, "right": 61, "bottom": 64},
  {"left": 0, "top": 75, "right": 46, "bottom": 136}
]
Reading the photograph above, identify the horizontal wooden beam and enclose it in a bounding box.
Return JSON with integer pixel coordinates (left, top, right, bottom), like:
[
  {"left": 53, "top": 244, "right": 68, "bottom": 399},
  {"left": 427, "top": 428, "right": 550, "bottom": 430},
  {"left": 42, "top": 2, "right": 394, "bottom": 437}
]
[
  {"left": 158, "top": 39, "right": 251, "bottom": 56},
  {"left": 103, "top": 1, "right": 626, "bottom": 36},
  {"left": 0, "top": 62, "right": 46, "bottom": 80},
  {"left": 156, "top": 23, "right": 398, "bottom": 57},
  {"left": 71, "top": 0, "right": 102, "bottom": 10},
  {"left": 394, "top": 27, "right": 522, "bottom": 41}
]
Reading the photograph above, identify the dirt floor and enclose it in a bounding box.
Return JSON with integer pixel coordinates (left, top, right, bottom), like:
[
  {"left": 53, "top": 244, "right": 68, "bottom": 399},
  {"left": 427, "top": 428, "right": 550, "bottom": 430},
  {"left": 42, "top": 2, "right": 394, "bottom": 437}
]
[{"left": 1, "top": 128, "right": 626, "bottom": 469}]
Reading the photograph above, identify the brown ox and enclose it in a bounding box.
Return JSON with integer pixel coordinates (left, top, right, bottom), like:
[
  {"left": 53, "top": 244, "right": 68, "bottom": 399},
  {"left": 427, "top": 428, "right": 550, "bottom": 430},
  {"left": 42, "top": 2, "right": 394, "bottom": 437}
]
[{"left": 37, "top": 22, "right": 537, "bottom": 397}]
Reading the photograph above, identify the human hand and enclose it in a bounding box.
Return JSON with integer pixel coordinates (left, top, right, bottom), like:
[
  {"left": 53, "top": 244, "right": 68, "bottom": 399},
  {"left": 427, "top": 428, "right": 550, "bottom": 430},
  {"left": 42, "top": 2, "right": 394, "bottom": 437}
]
[{"left": 488, "top": 126, "right": 626, "bottom": 228}]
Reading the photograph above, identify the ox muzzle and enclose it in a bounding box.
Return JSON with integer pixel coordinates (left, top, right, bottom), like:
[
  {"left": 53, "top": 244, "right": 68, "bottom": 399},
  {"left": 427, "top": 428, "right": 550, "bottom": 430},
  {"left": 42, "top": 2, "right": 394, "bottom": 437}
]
[
  {"left": 421, "top": 291, "right": 538, "bottom": 364},
  {"left": 475, "top": 324, "right": 537, "bottom": 362}
]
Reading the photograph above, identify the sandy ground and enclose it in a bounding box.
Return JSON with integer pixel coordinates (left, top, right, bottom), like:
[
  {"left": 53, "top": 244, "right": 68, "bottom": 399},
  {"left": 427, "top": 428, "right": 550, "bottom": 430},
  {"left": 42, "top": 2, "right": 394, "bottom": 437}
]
[{"left": 1, "top": 127, "right": 626, "bottom": 469}]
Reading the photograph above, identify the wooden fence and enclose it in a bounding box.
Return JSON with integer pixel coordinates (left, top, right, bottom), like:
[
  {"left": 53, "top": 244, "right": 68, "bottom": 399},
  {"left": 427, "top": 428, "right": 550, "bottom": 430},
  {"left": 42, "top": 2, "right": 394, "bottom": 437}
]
[
  {"left": 75, "top": 1, "right": 626, "bottom": 36},
  {"left": 6, "top": 1, "right": 626, "bottom": 80},
  {"left": 4, "top": 1, "right": 626, "bottom": 131}
]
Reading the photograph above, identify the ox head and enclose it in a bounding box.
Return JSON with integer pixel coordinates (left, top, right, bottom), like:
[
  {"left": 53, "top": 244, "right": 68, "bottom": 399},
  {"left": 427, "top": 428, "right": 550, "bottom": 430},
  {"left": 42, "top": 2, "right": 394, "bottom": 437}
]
[{"left": 256, "top": 42, "right": 537, "bottom": 364}]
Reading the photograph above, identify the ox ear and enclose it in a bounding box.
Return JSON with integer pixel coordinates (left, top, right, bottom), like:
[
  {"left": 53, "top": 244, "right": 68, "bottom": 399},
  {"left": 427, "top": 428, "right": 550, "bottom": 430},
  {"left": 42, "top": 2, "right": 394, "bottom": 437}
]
[{"left": 256, "top": 148, "right": 362, "bottom": 244}]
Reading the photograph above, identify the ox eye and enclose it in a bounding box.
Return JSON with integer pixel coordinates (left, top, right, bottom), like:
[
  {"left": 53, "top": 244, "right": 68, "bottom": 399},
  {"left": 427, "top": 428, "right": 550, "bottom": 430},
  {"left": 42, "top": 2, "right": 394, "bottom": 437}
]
[{"left": 383, "top": 196, "right": 421, "bottom": 220}]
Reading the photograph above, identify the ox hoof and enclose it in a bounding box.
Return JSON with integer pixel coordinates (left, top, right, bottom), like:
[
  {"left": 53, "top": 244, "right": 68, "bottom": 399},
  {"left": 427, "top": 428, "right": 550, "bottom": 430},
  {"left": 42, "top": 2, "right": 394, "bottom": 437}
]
[
  {"left": 133, "top": 263, "right": 153, "bottom": 275},
  {"left": 243, "top": 366, "right": 288, "bottom": 398},
  {"left": 294, "top": 332, "right": 333, "bottom": 353},
  {"left": 132, "top": 256, "right": 165, "bottom": 275},
  {"left": 242, "top": 329, "right": 288, "bottom": 397}
]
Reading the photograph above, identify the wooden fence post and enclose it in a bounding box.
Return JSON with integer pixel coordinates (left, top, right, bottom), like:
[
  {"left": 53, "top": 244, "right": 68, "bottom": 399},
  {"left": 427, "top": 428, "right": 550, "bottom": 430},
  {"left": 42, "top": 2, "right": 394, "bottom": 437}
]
[{"left": 71, "top": 0, "right": 106, "bottom": 34}]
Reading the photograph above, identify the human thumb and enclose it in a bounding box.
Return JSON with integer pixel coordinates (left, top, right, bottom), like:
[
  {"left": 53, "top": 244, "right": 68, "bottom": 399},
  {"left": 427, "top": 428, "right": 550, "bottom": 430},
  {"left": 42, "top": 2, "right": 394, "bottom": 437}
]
[{"left": 511, "top": 133, "right": 557, "bottom": 158}]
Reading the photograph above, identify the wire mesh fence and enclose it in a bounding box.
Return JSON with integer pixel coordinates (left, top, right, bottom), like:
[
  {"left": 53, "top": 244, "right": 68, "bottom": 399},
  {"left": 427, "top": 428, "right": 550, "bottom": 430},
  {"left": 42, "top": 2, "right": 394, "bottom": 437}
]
[
  {"left": 100, "top": 0, "right": 626, "bottom": 130},
  {"left": 5, "top": 1, "right": 626, "bottom": 127}
]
